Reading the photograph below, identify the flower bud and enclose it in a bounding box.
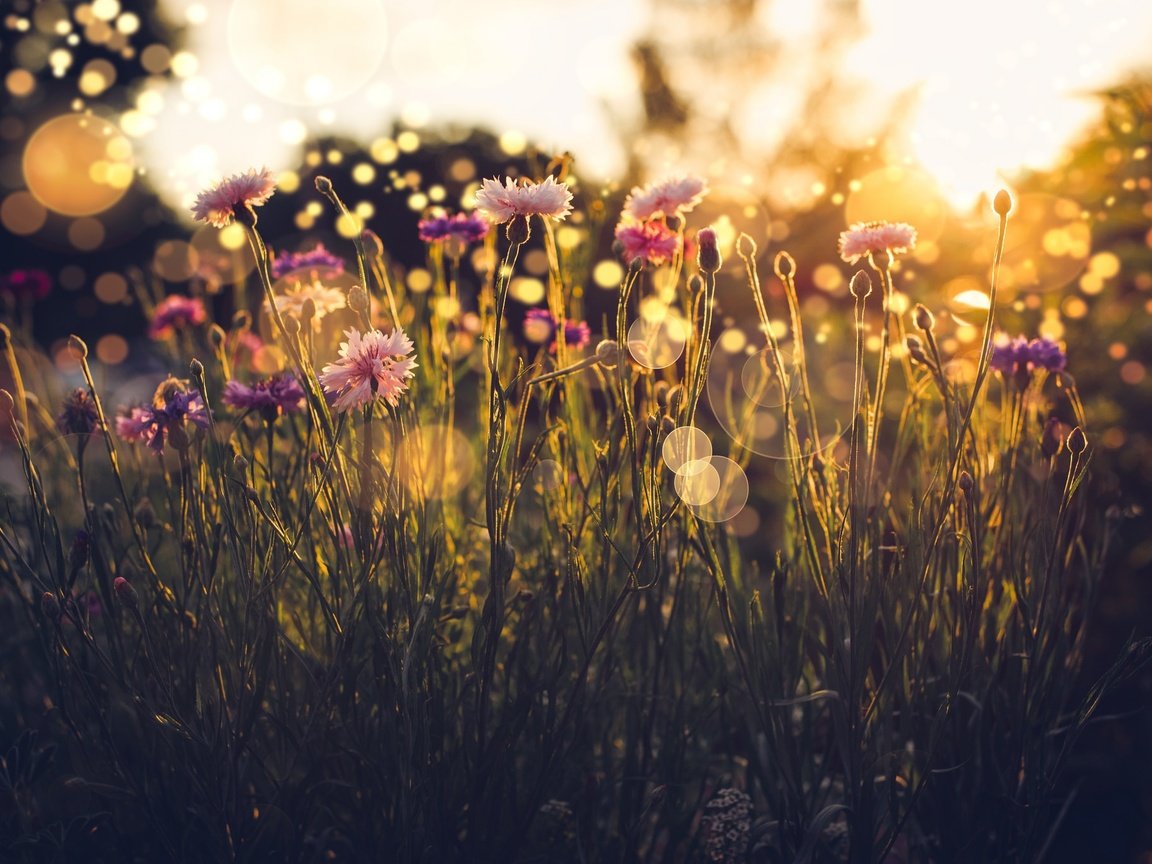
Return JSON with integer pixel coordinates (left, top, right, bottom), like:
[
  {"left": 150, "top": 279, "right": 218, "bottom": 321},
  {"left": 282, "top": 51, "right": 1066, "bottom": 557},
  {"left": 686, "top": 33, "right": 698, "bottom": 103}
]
[
  {"left": 282, "top": 316, "right": 301, "bottom": 337},
  {"left": 993, "top": 189, "right": 1013, "bottom": 217},
  {"left": 659, "top": 415, "right": 676, "bottom": 438},
  {"left": 134, "top": 497, "right": 155, "bottom": 529},
  {"left": 361, "top": 229, "right": 385, "bottom": 259},
  {"left": 665, "top": 214, "right": 683, "bottom": 232},
  {"left": 958, "top": 471, "right": 974, "bottom": 495},
  {"left": 905, "top": 335, "right": 929, "bottom": 366},
  {"left": 347, "top": 285, "right": 369, "bottom": 313},
  {"left": 301, "top": 298, "right": 316, "bottom": 324},
  {"left": 774, "top": 250, "right": 796, "bottom": 280},
  {"left": 209, "top": 324, "right": 226, "bottom": 349},
  {"left": 736, "top": 233, "right": 757, "bottom": 259},
  {"left": 232, "top": 310, "right": 252, "bottom": 331},
  {"left": 687, "top": 274, "right": 704, "bottom": 295},
  {"left": 1067, "top": 426, "right": 1087, "bottom": 455},
  {"left": 595, "top": 339, "right": 620, "bottom": 368},
  {"left": 696, "top": 227, "right": 721, "bottom": 274},
  {"left": 507, "top": 214, "right": 530, "bottom": 245},
  {"left": 189, "top": 358, "right": 204, "bottom": 378},
  {"left": 849, "top": 270, "right": 872, "bottom": 299},
  {"left": 913, "top": 304, "right": 936, "bottom": 332},
  {"left": 234, "top": 454, "right": 249, "bottom": 473},
  {"left": 41, "top": 591, "right": 61, "bottom": 621},
  {"left": 314, "top": 175, "right": 334, "bottom": 196},
  {"left": 113, "top": 576, "right": 138, "bottom": 610}
]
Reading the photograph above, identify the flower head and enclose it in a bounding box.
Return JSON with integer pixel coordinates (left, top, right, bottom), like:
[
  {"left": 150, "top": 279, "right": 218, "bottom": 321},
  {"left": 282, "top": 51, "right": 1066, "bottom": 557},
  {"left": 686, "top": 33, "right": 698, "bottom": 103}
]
[
  {"left": 223, "top": 373, "right": 306, "bottom": 419},
  {"left": 57, "top": 388, "right": 100, "bottom": 437},
  {"left": 191, "top": 167, "right": 276, "bottom": 228},
  {"left": 0, "top": 269, "right": 51, "bottom": 301},
  {"left": 418, "top": 212, "right": 490, "bottom": 245},
  {"left": 271, "top": 243, "right": 345, "bottom": 280},
  {"left": 474, "top": 176, "right": 573, "bottom": 224},
  {"left": 116, "top": 377, "right": 209, "bottom": 453},
  {"left": 149, "top": 294, "right": 207, "bottom": 339},
  {"left": 320, "top": 327, "right": 417, "bottom": 413},
  {"left": 523, "top": 308, "right": 591, "bottom": 353},
  {"left": 614, "top": 219, "right": 680, "bottom": 266},
  {"left": 991, "top": 334, "right": 1067, "bottom": 381},
  {"left": 837, "top": 221, "right": 918, "bottom": 264},
  {"left": 701, "top": 788, "right": 753, "bottom": 864},
  {"left": 623, "top": 175, "right": 708, "bottom": 221},
  {"left": 267, "top": 279, "right": 347, "bottom": 328}
]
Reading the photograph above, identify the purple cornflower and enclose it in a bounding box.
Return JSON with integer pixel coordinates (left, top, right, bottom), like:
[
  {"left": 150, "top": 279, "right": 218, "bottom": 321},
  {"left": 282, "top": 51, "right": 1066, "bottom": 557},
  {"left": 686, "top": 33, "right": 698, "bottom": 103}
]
[
  {"left": 271, "top": 243, "right": 345, "bottom": 280},
  {"left": 418, "top": 212, "right": 490, "bottom": 246},
  {"left": 222, "top": 373, "right": 306, "bottom": 419},
  {"left": 115, "top": 377, "right": 209, "bottom": 453},
  {"left": 523, "top": 308, "right": 591, "bottom": 353},
  {"left": 149, "top": 295, "right": 207, "bottom": 340},
  {"left": 990, "top": 335, "right": 1067, "bottom": 381},
  {"left": 57, "top": 388, "right": 100, "bottom": 437},
  {"left": 0, "top": 269, "right": 51, "bottom": 301}
]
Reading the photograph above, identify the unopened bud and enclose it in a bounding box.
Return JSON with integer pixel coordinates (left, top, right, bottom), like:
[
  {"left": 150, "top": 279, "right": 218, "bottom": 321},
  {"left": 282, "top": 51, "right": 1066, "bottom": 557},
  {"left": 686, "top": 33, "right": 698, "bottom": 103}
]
[
  {"left": 696, "top": 227, "right": 721, "bottom": 274},
  {"left": 993, "top": 189, "right": 1013, "bottom": 217},
  {"left": 913, "top": 304, "right": 936, "bottom": 332},
  {"left": 314, "top": 175, "right": 334, "bottom": 196},
  {"left": 1067, "top": 426, "right": 1087, "bottom": 455},
  {"left": 41, "top": 591, "right": 61, "bottom": 620},
  {"left": 774, "top": 250, "right": 796, "bottom": 280},
  {"left": 958, "top": 471, "right": 974, "bottom": 495},
  {"left": 645, "top": 415, "right": 659, "bottom": 435},
  {"left": 189, "top": 358, "right": 204, "bottom": 378},
  {"left": 595, "top": 339, "right": 620, "bottom": 368},
  {"left": 209, "top": 324, "right": 226, "bottom": 348},
  {"left": 665, "top": 214, "right": 683, "bottom": 232},
  {"left": 849, "top": 270, "right": 872, "bottom": 299},
  {"left": 282, "top": 316, "right": 300, "bottom": 337},
  {"left": 134, "top": 497, "right": 155, "bottom": 529},
  {"left": 300, "top": 298, "right": 316, "bottom": 324},
  {"left": 906, "top": 335, "right": 930, "bottom": 366},
  {"left": 245, "top": 485, "right": 259, "bottom": 503},
  {"left": 347, "top": 285, "right": 369, "bottom": 313},
  {"left": 361, "top": 229, "right": 385, "bottom": 258},
  {"left": 113, "top": 576, "right": 138, "bottom": 610},
  {"left": 234, "top": 454, "right": 249, "bottom": 473},
  {"left": 736, "top": 233, "right": 757, "bottom": 259},
  {"left": 627, "top": 255, "right": 644, "bottom": 277},
  {"left": 659, "top": 415, "right": 676, "bottom": 438},
  {"left": 232, "top": 310, "right": 252, "bottom": 331}
]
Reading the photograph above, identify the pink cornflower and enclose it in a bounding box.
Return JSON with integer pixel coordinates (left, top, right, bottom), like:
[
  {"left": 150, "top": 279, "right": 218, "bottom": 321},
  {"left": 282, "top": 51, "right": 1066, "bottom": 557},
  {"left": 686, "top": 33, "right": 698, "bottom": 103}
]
[
  {"left": 222, "top": 373, "right": 306, "bottom": 419},
  {"left": 267, "top": 279, "right": 346, "bottom": 327},
  {"left": 319, "top": 327, "right": 417, "bottom": 413},
  {"left": 474, "top": 176, "right": 573, "bottom": 224},
  {"left": 837, "top": 221, "right": 917, "bottom": 264},
  {"left": 148, "top": 294, "right": 207, "bottom": 339},
  {"left": 614, "top": 219, "right": 680, "bottom": 266},
  {"left": 191, "top": 167, "right": 276, "bottom": 228},
  {"left": 623, "top": 176, "right": 708, "bottom": 221}
]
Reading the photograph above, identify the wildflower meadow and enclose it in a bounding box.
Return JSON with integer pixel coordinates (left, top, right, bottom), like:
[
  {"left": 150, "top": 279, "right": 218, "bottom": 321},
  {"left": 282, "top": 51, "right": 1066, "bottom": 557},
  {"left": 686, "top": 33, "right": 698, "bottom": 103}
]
[{"left": 1, "top": 156, "right": 1147, "bottom": 863}]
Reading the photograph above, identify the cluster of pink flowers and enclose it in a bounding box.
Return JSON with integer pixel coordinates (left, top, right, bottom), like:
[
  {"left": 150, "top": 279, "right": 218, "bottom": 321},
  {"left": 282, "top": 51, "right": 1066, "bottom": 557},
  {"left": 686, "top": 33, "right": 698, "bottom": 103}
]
[
  {"left": 623, "top": 176, "right": 708, "bottom": 221},
  {"left": 191, "top": 168, "right": 276, "bottom": 228},
  {"left": 837, "top": 221, "right": 918, "bottom": 264},
  {"left": 319, "top": 327, "right": 417, "bottom": 413},
  {"left": 271, "top": 243, "right": 345, "bottom": 280},
  {"left": 523, "top": 309, "right": 591, "bottom": 353},
  {"left": 613, "top": 175, "right": 708, "bottom": 268},
  {"left": 614, "top": 220, "right": 680, "bottom": 267},
  {"left": 990, "top": 335, "right": 1067, "bottom": 380},
  {"left": 474, "top": 176, "right": 573, "bottom": 224},
  {"left": 115, "top": 378, "right": 209, "bottom": 453},
  {"left": 149, "top": 295, "right": 207, "bottom": 339},
  {"left": 418, "top": 212, "right": 489, "bottom": 245},
  {"left": 222, "top": 373, "right": 306, "bottom": 419}
]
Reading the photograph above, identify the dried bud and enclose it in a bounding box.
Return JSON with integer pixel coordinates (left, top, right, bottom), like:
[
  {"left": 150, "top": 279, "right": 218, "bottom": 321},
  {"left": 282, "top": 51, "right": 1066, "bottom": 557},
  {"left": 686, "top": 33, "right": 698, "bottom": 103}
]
[
  {"left": 849, "top": 270, "right": 872, "bottom": 299},
  {"left": 361, "top": 229, "right": 385, "bottom": 258},
  {"left": 627, "top": 255, "right": 644, "bottom": 277},
  {"left": 41, "top": 591, "right": 61, "bottom": 620},
  {"left": 113, "top": 576, "right": 138, "bottom": 610},
  {"left": 232, "top": 310, "right": 252, "bottom": 331},
  {"left": 906, "top": 335, "right": 930, "bottom": 366},
  {"left": 696, "top": 227, "right": 721, "bottom": 274},
  {"left": 134, "top": 497, "right": 155, "bottom": 529},
  {"left": 314, "top": 175, "right": 334, "bottom": 196},
  {"left": 736, "top": 233, "right": 757, "bottom": 259},
  {"left": 993, "top": 189, "right": 1013, "bottom": 217},
  {"left": 774, "top": 250, "right": 796, "bottom": 280},
  {"left": 347, "top": 285, "right": 369, "bottom": 313},
  {"left": 958, "top": 471, "right": 974, "bottom": 495},
  {"left": 1041, "top": 416, "right": 1064, "bottom": 458},
  {"left": 913, "top": 304, "right": 936, "bottom": 332},
  {"left": 686, "top": 274, "right": 704, "bottom": 295},
  {"left": 595, "top": 339, "right": 620, "bottom": 368},
  {"left": 68, "top": 334, "right": 88, "bottom": 358},
  {"left": 209, "top": 324, "right": 226, "bottom": 349},
  {"left": 507, "top": 214, "right": 530, "bottom": 245},
  {"left": 189, "top": 358, "right": 204, "bottom": 378},
  {"left": 282, "top": 316, "right": 301, "bottom": 337},
  {"left": 300, "top": 298, "right": 316, "bottom": 324},
  {"left": 1067, "top": 426, "right": 1087, "bottom": 455}
]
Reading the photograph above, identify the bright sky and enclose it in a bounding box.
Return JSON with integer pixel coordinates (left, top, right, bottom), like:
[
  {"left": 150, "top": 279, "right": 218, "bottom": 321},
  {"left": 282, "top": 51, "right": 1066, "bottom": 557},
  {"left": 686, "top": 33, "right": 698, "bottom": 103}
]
[{"left": 138, "top": 0, "right": 1152, "bottom": 215}]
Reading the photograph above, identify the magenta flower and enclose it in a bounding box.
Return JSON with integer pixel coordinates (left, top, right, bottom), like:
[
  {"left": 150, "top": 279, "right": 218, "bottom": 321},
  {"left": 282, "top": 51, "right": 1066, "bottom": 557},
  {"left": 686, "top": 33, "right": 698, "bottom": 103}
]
[
  {"left": 0, "top": 269, "right": 51, "bottom": 301},
  {"left": 57, "top": 388, "right": 100, "bottom": 437},
  {"left": 191, "top": 167, "right": 276, "bottom": 228},
  {"left": 319, "top": 327, "right": 418, "bottom": 413},
  {"left": 149, "top": 294, "right": 207, "bottom": 339},
  {"left": 837, "top": 221, "right": 917, "bottom": 264},
  {"left": 991, "top": 335, "right": 1067, "bottom": 381},
  {"left": 523, "top": 308, "right": 591, "bottom": 353},
  {"left": 474, "top": 176, "right": 573, "bottom": 224},
  {"left": 115, "top": 378, "right": 209, "bottom": 453},
  {"left": 614, "top": 219, "right": 680, "bottom": 266},
  {"left": 623, "top": 176, "right": 708, "bottom": 221},
  {"left": 271, "top": 243, "right": 345, "bottom": 280},
  {"left": 222, "top": 373, "right": 306, "bottom": 419},
  {"left": 418, "top": 212, "right": 490, "bottom": 245}
]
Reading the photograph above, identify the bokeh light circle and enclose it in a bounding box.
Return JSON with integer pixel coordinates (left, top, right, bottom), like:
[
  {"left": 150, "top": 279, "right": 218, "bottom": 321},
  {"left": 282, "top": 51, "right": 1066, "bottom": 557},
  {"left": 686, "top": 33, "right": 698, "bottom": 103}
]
[
  {"left": 23, "top": 114, "right": 133, "bottom": 216},
  {"left": 661, "top": 426, "right": 713, "bottom": 477},
  {"left": 674, "top": 460, "right": 721, "bottom": 507},
  {"left": 226, "top": 0, "right": 388, "bottom": 106},
  {"left": 687, "top": 456, "right": 749, "bottom": 523},
  {"left": 626, "top": 314, "right": 690, "bottom": 369}
]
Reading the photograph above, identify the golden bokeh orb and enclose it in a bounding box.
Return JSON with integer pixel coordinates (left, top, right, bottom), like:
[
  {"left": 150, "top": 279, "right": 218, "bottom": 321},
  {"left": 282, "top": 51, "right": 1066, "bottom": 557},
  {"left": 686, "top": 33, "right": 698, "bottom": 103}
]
[{"left": 23, "top": 114, "right": 134, "bottom": 216}]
